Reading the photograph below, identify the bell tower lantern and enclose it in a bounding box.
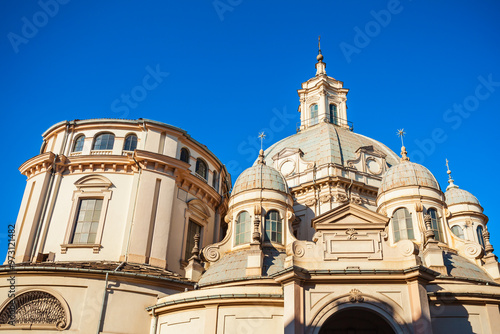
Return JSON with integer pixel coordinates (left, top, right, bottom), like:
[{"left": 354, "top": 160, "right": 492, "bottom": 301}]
[{"left": 297, "top": 37, "right": 350, "bottom": 131}]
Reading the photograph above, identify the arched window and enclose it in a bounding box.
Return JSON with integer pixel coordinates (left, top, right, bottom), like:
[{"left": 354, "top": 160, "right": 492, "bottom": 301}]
[
  {"left": 310, "top": 104, "right": 318, "bottom": 126},
  {"left": 123, "top": 134, "right": 137, "bottom": 151},
  {"left": 235, "top": 211, "right": 251, "bottom": 245},
  {"left": 180, "top": 148, "right": 190, "bottom": 163},
  {"left": 477, "top": 225, "right": 485, "bottom": 248},
  {"left": 92, "top": 133, "right": 115, "bottom": 150},
  {"left": 264, "top": 210, "right": 282, "bottom": 244},
  {"left": 72, "top": 135, "right": 85, "bottom": 152},
  {"left": 392, "top": 208, "right": 414, "bottom": 242},
  {"left": 196, "top": 158, "right": 207, "bottom": 179},
  {"left": 329, "top": 104, "right": 338, "bottom": 125},
  {"left": 427, "top": 209, "right": 443, "bottom": 242},
  {"left": 451, "top": 225, "right": 465, "bottom": 239}
]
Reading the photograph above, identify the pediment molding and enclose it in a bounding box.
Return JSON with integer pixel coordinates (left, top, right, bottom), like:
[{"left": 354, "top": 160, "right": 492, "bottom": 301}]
[{"left": 312, "top": 202, "right": 389, "bottom": 231}]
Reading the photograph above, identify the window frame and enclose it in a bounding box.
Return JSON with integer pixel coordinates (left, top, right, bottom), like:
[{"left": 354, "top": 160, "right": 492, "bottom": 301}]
[
  {"left": 184, "top": 219, "right": 203, "bottom": 260},
  {"left": 391, "top": 207, "right": 414, "bottom": 243},
  {"left": 234, "top": 211, "right": 251, "bottom": 246},
  {"left": 72, "top": 135, "right": 85, "bottom": 153},
  {"left": 310, "top": 104, "right": 319, "bottom": 126},
  {"left": 92, "top": 132, "right": 115, "bottom": 151},
  {"left": 329, "top": 104, "right": 338, "bottom": 125},
  {"left": 477, "top": 225, "right": 485, "bottom": 248},
  {"left": 181, "top": 199, "right": 210, "bottom": 265},
  {"left": 427, "top": 208, "right": 443, "bottom": 242},
  {"left": 180, "top": 147, "right": 190, "bottom": 164},
  {"left": 451, "top": 225, "right": 465, "bottom": 239},
  {"left": 264, "top": 210, "right": 283, "bottom": 244},
  {"left": 61, "top": 175, "right": 112, "bottom": 254},
  {"left": 123, "top": 133, "right": 138, "bottom": 152},
  {"left": 195, "top": 158, "right": 208, "bottom": 180}
]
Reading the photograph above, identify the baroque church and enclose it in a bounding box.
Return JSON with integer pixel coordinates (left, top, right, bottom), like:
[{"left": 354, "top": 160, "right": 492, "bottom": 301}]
[{"left": 1, "top": 48, "right": 500, "bottom": 334}]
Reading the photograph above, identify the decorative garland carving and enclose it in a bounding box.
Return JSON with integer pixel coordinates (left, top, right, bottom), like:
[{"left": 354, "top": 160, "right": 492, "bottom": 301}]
[
  {"left": 0, "top": 291, "right": 68, "bottom": 329},
  {"left": 348, "top": 289, "right": 364, "bottom": 303}
]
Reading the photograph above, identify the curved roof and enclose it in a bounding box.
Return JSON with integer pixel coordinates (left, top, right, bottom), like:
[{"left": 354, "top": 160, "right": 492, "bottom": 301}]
[
  {"left": 199, "top": 248, "right": 286, "bottom": 286},
  {"left": 262, "top": 122, "right": 400, "bottom": 168},
  {"left": 442, "top": 251, "right": 493, "bottom": 282},
  {"left": 379, "top": 161, "right": 440, "bottom": 194},
  {"left": 445, "top": 187, "right": 480, "bottom": 206},
  {"left": 232, "top": 160, "right": 289, "bottom": 195}
]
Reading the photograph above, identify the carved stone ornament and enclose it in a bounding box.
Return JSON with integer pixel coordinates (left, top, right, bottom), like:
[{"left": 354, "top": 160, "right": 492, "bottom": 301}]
[
  {"left": 415, "top": 202, "right": 423, "bottom": 212},
  {"left": 305, "top": 198, "right": 317, "bottom": 207},
  {"left": 397, "top": 239, "right": 419, "bottom": 257},
  {"left": 464, "top": 243, "right": 483, "bottom": 259},
  {"left": 203, "top": 246, "right": 221, "bottom": 262},
  {"left": 0, "top": 291, "right": 69, "bottom": 329},
  {"left": 346, "top": 228, "right": 358, "bottom": 240},
  {"left": 320, "top": 194, "right": 332, "bottom": 203},
  {"left": 348, "top": 289, "right": 364, "bottom": 303},
  {"left": 336, "top": 194, "right": 349, "bottom": 203},
  {"left": 350, "top": 196, "right": 362, "bottom": 205},
  {"left": 293, "top": 243, "right": 305, "bottom": 257}
]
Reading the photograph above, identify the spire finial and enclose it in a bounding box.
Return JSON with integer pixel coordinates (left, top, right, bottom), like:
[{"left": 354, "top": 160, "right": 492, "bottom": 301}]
[
  {"left": 257, "top": 132, "right": 266, "bottom": 164},
  {"left": 446, "top": 159, "right": 458, "bottom": 190},
  {"left": 397, "top": 129, "right": 410, "bottom": 162},
  {"left": 317, "top": 35, "right": 324, "bottom": 62}
]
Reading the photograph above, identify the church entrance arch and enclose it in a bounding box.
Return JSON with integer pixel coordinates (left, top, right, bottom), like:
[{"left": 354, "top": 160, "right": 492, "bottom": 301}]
[{"left": 318, "top": 307, "right": 396, "bottom": 334}]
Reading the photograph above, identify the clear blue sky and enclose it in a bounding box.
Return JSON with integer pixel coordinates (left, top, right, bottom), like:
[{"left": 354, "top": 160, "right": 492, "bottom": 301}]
[{"left": 1, "top": 1, "right": 499, "bottom": 256}]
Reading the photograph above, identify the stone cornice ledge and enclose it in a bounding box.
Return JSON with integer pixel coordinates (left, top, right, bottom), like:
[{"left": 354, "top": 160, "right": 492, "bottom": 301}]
[{"left": 19, "top": 152, "right": 56, "bottom": 178}]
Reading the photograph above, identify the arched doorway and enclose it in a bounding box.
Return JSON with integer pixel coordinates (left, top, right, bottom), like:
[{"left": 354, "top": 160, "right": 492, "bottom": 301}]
[{"left": 319, "top": 307, "right": 396, "bottom": 334}]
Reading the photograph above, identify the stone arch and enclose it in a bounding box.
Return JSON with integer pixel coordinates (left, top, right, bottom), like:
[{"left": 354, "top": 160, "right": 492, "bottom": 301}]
[
  {"left": 0, "top": 288, "right": 70, "bottom": 330},
  {"left": 309, "top": 291, "right": 409, "bottom": 334}
]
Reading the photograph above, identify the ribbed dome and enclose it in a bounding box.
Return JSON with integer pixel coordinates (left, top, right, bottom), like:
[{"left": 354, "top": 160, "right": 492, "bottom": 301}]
[
  {"left": 232, "top": 161, "right": 289, "bottom": 195},
  {"left": 445, "top": 187, "right": 480, "bottom": 206},
  {"left": 263, "top": 123, "right": 399, "bottom": 168},
  {"left": 379, "top": 161, "right": 440, "bottom": 194}
]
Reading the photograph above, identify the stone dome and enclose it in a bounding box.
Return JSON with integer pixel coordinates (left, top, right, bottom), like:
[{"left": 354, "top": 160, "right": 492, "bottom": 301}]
[
  {"left": 445, "top": 187, "right": 480, "bottom": 206},
  {"left": 379, "top": 161, "right": 440, "bottom": 194},
  {"left": 263, "top": 123, "right": 400, "bottom": 167},
  {"left": 232, "top": 152, "right": 289, "bottom": 195}
]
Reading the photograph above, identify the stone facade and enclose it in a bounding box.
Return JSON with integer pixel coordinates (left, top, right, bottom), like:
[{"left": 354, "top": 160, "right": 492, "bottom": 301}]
[{"left": 1, "top": 52, "right": 500, "bottom": 333}]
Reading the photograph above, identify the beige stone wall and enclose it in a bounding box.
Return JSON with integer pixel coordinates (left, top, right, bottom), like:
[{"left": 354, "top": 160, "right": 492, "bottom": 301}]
[{"left": 0, "top": 272, "right": 182, "bottom": 333}]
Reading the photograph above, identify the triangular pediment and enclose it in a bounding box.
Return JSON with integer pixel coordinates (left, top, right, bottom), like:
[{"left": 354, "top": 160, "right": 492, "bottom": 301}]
[{"left": 311, "top": 202, "right": 389, "bottom": 231}]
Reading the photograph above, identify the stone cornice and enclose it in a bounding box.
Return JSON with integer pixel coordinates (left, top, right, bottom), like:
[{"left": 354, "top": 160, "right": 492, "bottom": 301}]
[
  {"left": 291, "top": 176, "right": 379, "bottom": 198},
  {"left": 19, "top": 152, "right": 56, "bottom": 178}
]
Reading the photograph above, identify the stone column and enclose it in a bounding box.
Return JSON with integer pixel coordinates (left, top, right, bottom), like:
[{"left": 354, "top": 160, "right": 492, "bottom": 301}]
[{"left": 283, "top": 278, "right": 304, "bottom": 334}]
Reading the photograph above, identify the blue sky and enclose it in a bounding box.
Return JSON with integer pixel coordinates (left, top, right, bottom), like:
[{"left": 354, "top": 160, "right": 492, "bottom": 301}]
[{"left": 1, "top": 0, "right": 499, "bottom": 256}]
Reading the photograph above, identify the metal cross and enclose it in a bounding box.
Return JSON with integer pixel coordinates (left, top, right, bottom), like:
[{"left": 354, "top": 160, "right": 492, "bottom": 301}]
[
  {"left": 258, "top": 132, "right": 266, "bottom": 150},
  {"left": 397, "top": 128, "right": 406, "bottom": 147}
]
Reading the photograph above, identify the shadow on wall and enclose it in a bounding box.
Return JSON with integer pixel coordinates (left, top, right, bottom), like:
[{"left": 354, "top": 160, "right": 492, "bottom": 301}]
[{"left": 429, "top": 293, "right": 477, "bottom": 334}]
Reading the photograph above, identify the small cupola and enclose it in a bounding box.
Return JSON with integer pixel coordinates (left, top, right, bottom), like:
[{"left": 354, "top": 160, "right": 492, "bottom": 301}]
[{"left": 297, "top": 37, "right": 350, "bottom": 131}]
